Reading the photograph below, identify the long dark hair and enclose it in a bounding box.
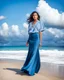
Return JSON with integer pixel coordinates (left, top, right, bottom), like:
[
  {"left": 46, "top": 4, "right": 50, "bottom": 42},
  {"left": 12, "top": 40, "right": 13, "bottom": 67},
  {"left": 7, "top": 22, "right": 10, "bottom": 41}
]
[{"left": 27, "top": 11, "right": 40, "bottom": 23}]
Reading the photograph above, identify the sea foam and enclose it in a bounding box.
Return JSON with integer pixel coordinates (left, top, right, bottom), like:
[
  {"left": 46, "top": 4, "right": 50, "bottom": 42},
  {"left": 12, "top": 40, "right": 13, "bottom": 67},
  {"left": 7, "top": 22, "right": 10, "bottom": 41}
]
[{"left": 0, "top": 49, "right": 64, "bottom": 64}]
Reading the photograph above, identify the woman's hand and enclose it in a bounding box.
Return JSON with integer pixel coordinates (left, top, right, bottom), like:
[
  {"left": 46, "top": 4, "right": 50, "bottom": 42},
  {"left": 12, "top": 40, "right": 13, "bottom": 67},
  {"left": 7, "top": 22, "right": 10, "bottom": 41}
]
[
  {"left": 39, "top": 42, "right": 42, "bottom": 47},
  {"left": 26, "top": 42, "right": 29, "bottom": 46}
]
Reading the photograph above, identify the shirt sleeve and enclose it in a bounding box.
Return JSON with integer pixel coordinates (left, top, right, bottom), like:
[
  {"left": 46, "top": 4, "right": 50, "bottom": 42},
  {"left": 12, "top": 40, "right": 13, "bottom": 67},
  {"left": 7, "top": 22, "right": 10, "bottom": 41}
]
[{"left": 39, "top": 21, "right": 44, "bottom": 32}]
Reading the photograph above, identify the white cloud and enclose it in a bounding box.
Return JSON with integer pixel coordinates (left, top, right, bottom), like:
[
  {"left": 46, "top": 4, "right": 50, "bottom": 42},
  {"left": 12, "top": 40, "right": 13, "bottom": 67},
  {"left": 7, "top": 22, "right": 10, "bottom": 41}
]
[
  {"left": 0, "top": 23, "right": 21, "bottom": 37},
  {"left": 0, "top": 22, "right": 9, "bottom": 37},
  {"left": 47, "top": 28, "right": 64, "bottom": 38},
  {"left": 11, "top": 25, "right": 20, "bottom": 36},
  {"left": 0, "top": 22, "right": 28, "bottom": 37},
  {"left": 23, "top": 13, "right": 30, "bottom": 29},
  {"left": 0, "top": 16, "right": 6, "bottom": 20},
  {"left": 23, "top": 22, "right": 28, "bottom": 29},
  {"left": 43, "top": 27, "right": 64, "bottom": 46},
  {"left": 0, "top": 22, "right": 64, "bottom": 46},
  {"left": 26, "top": 13, "right": 30, "bottom": 17},
  {"left": 2, "top": 22, "right": 9, "bottom": 30},
  {"left": 44, "top": 27, "right": 64, "bottom": 39},
  {"left": 36, "top": 0, "right": 64, "bottom": 27}
]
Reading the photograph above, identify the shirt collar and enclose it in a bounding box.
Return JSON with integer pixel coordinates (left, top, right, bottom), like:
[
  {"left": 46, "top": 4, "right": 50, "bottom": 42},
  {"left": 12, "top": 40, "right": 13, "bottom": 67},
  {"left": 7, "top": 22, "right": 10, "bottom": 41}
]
[{"left": 31, "top": 20, "right": 39, "bottom": 26}]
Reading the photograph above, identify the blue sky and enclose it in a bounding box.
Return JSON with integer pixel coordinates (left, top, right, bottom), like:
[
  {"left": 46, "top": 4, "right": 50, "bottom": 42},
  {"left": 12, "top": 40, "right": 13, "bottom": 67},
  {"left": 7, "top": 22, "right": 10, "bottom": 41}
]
[
  {"left": 0, "top": 0, "right": 38, "bottom": 28},
  {"left": 0, "top": 0, "right": 64, "bottom": 27},
  {"left": 0, "top": 0, "right": 64, "bottom": 47}
]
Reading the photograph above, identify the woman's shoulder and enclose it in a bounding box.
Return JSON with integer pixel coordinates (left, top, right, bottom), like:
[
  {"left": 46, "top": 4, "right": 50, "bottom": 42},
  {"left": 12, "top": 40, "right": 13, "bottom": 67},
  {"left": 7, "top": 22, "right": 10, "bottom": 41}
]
[{"left": 38, "top": 20, "right": 44, "bottom": 26}]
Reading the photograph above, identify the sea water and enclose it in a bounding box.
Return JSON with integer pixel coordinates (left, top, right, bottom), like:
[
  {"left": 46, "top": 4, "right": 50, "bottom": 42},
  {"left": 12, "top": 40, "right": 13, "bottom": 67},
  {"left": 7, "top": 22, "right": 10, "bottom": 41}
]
[{"left": 0, "top": 46, "right": 64, "bottom": 64}]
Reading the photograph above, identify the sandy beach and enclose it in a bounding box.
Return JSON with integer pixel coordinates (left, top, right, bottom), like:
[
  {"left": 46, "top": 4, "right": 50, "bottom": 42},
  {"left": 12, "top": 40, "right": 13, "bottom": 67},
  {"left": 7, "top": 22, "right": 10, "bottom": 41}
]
[{"left": 0, "top": 59, "right": 64, "bottom": 80}]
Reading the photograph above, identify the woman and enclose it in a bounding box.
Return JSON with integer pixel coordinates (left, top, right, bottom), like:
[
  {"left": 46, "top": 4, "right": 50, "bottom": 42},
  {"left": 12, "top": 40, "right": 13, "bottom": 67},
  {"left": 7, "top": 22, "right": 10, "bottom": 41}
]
[{"left": 20, "top": 11, "right": 44, "bottom": 76}]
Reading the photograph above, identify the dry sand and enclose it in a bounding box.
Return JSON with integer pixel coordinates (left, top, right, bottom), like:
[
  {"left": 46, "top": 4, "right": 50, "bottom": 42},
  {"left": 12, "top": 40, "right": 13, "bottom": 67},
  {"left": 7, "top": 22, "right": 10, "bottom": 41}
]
[{"left": 0, "top": 59, "right": 64, "bottom": 80}]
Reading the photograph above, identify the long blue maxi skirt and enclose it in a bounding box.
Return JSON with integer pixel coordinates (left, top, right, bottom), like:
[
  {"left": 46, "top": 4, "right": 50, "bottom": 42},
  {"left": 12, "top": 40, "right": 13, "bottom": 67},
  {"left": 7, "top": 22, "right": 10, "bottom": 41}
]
[{"left": 20, "top": 32, "right": 41, "bottom": 76}]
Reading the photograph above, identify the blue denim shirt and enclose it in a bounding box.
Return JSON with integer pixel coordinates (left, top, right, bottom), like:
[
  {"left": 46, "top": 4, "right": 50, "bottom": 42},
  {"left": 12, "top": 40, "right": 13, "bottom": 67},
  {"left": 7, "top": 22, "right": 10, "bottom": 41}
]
[{"left": 28, "top": 20, "right": 44, "bottom": 34}]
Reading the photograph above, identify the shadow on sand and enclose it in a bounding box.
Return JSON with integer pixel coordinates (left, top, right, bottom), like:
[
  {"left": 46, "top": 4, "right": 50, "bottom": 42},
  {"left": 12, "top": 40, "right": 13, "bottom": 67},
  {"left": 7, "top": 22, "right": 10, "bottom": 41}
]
[{"left": 3, "top": 68, "right": 30, "bottom": 76}]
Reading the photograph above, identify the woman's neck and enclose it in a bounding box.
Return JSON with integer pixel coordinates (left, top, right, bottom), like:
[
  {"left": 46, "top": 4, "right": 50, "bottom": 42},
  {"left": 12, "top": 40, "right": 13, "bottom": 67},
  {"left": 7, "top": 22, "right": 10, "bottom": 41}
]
[{"left": 33, "top": 19, "right": 38, "bottom": 24}]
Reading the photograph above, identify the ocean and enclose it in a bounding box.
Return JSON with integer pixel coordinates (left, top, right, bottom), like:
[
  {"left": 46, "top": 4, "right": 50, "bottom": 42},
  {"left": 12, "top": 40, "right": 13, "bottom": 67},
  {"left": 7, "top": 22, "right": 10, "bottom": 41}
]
[
  {"left": 0, "top": 46, "right": 64, "bottom": 64},
  {"left": 0, "top": 46, "right": 64, "bottom": 51}
]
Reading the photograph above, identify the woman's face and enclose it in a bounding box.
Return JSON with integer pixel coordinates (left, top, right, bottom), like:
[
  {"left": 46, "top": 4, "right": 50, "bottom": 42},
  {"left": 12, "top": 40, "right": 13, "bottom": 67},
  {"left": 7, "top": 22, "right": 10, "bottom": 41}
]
[{"left": 32, "top": 13, "right": 38, "bottom": 21}]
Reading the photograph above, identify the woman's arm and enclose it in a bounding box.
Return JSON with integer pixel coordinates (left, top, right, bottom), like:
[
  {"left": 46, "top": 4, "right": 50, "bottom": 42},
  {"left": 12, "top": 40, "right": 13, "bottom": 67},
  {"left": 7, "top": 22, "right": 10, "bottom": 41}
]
[
  {"left": 39, "top": 21, "right": 44, "bottom": 46},
  {"left": 26, "top": 36, "right": 29, "bottom": 46},
  {"left": 27, "top": 37, "right": 29, "bottom": 43},
  {"left": 27, "top": 23, "right": 30, "bottom": 43},
  {"left": 39, "top": 31, "right": 43, "bottom": 46},
  {"left": 27, "top": 33, "right": 29, "bottom": 43}
]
